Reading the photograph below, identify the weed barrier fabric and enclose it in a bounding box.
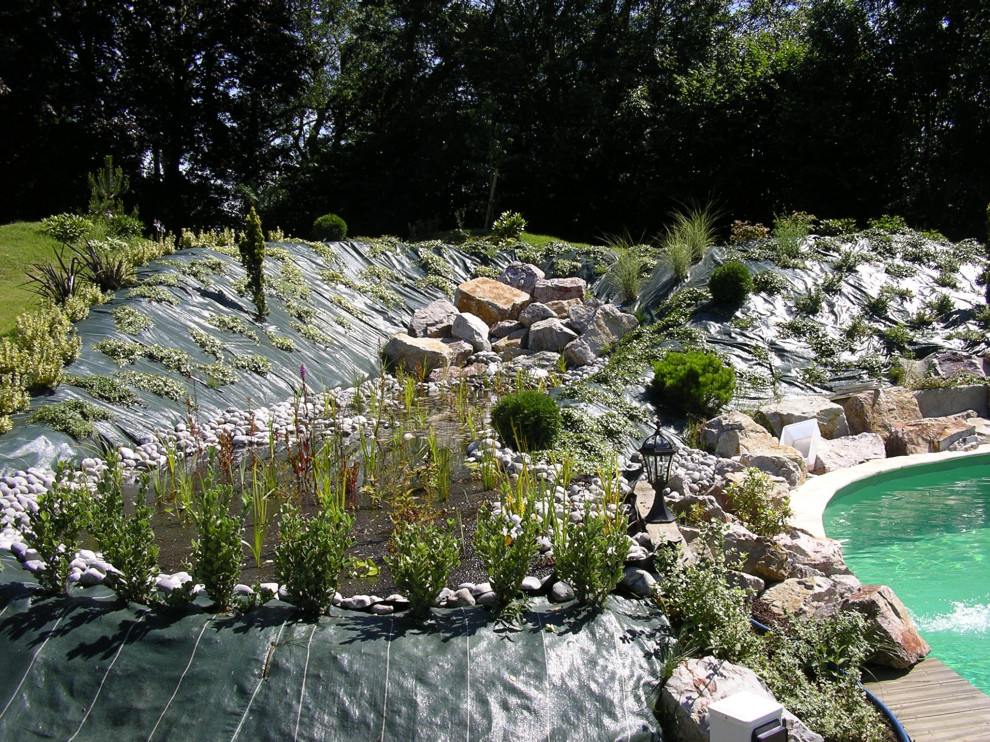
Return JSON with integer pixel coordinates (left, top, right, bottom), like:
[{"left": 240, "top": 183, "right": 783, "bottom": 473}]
[
  {"left": 0, "top": 241, "right": 512, "bottom": 473},
  {"left": 0, "top": 556, "right": 668, "bottom": 741}
]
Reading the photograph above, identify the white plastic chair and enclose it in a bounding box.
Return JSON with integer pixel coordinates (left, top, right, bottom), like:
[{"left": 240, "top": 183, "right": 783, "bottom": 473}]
[{"left": 780, "top": 418, "right": 820, "bottom": 469}]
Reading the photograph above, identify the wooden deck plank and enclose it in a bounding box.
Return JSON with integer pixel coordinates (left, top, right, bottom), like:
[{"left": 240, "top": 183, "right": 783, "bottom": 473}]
[{"left": 864, "top": 657, "right": 990, "bottom": 742}]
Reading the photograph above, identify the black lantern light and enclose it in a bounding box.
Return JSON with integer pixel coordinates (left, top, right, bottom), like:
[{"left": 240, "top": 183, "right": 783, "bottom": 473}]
[{"left": 639, "top": 423, "right": 678, "bottom": 523}]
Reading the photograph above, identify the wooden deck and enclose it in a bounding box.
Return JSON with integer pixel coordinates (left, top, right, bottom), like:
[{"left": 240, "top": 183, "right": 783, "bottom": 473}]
[{"left": 864, "top": 657, "right": 990, "bottom": 741}]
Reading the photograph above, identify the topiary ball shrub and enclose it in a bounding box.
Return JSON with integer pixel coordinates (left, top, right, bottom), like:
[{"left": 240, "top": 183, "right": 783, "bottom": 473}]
[
  {"left": 649, "top": 350, "right": 735, "bottom": 419},
  {"left": 491, "top": 389, "right": 562, "bottom": 451},
  {"left": 312, "top": 213, "right": 348, "bottom": 241},
  {"left": 708, "top": 261, "right": 752, "bottom": 306}
]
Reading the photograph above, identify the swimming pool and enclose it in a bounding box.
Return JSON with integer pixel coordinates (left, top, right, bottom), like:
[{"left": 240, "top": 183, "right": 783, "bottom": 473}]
[{"left": 823, "top": 453, "right": 990, "bottom": 695}]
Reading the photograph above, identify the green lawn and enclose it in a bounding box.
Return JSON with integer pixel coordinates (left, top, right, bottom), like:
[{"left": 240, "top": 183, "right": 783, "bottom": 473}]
[
  {"left": 520, "top": 231, "right": 594, "bottom": 250},
  {"left": 0, "top": 221, "right": 60, "bottom": 335}
]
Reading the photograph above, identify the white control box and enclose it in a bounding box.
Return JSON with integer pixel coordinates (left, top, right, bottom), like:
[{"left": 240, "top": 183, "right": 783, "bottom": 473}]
[{"left": 709, "top": 691, "right": 784, "bottom": 742}]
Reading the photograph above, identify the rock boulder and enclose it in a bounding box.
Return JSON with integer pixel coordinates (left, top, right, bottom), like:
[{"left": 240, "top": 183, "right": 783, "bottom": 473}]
[
  {"left": 497, "top": 261, "right": 545, "bottom": 295},
  {"left": 840, "top": 585, "right": 931, "bottom": 668},
  {"left": 533, "top": 277, "right": 587, "bottom": 303},
  {"left": 451, "top": 312, "right": 491, "bottom": 352},
  {"left": 454, "top": 277, "right": 530, "bottom": 325},
  {"left": 527, "top": 318, "right": 578, "bottom": 353},
  {"left": 755, "top": 396, "right": 850, "bottom": 440},
  {"left": 885, "top": 415, "right": 976, "bottom": 456},
  {"left": 383, "top": 334, "right": 473, "bottom": 374},
  {"left": 407, "top": 298, "right": 459, "bottom": 338},
  {"left": 812, "top": 432, "right": 886, "bottom": 474},
  {"left": 841, "top": 388, "right": 922, "bottom": 440},
  {"left": 914, "top": 384, "right": 989, "bottom": 419},
  {"left": 759, "top": 576, "right": 849, "bottom": 619}
]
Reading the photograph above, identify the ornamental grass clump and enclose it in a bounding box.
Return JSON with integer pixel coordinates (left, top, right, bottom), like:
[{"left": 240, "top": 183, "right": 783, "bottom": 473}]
[
  {"left": 385, "top": 519, "right": 460, "bottom": 619},
  {"left": 490, "top": 389, "right": 562, "bottom": 452},
  {"left": 649, "top": 350, "right": 735, "bottom": 419},
  {"left": 275, "top": 504, "right": 354, "bottom": 615}
]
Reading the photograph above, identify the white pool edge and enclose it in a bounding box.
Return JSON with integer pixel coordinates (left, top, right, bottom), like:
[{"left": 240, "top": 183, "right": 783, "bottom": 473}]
[{"left": 790, "top": 443, "right": 990, "bottom": 538}]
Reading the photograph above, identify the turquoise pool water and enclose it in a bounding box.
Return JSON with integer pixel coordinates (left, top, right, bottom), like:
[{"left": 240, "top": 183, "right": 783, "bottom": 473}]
[{"left": 823, "top": 453, "right": 990, "bottom": 695}]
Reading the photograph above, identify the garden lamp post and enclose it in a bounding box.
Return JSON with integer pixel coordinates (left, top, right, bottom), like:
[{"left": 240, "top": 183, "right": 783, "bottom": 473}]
[{"left": 639, "top": 423, "right": 677, "bottom": 523}]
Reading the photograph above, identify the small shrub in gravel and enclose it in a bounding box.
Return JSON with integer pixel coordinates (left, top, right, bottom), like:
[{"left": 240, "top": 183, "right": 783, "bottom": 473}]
[
  {"left": 491, "top": 389, "right": 562, "bottom": 452},
  {"left": 275, "top": 504, "right": 354, "bottom": 615},
  {"left": 385, "top": 519, "right": 460, "bottom": 619},
  {"left": 22, "top": 467, "right": 91, "bottom": 594},
  {"left": 552, "top": 499, "right": 628, "bottom": 608},
  {"left": 474, "top": 477, "right": 541, "bottom": 609},
  {"left": 708, "top": 261, "right": 752, "bottom": 306},
  {"left": 649, "top": 351, "right": 735, "bottom": 419},
  {"left": 190, "top": 482, "right": 242, "bottom": 612},
  {"left": 89, "top": 457, "right": 159, "bottom": 605}
]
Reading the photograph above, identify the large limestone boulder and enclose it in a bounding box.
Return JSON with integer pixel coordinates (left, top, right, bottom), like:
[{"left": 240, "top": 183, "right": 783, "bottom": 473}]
[
  {"left": 451, "top": 312, "right": 491, "bottom": 352},
  {"left": 759, "top": 576, "right": 850, "bottom": 620},
  {"left": 914, "top": 384, "right": 990, "bottom": 418},
  {"left": 407, "top": 298, "right": 459, "bottom": 338},
  {"left": 545, "top": 298, "right": 582, "bottom": 317},
  {"left": 774, "top": 529, "right": 854, "bottom": 578},
  {"left": 720, "top": 523, "right": 791, "bottom": 582},
  {"left": 533, "top": 277, "right": 586, "bottom": 303},
  {"left": 527, "top": 318, "right": 578, "bottom": 353},
  {"left": 490, "top": 319, "right": 524, "bottom": 338},
  {"left": 383, "top": 334, "right": 473, "bottom": 374},
  {"left": 700, "top": 411, "right": 772, "bottom": 458},
  {"left": 841, "top": 388, "right": 922, "bottom": 440},
  {"left": 755, "top": 396, "right": 850, "bottom": 440},
  {"left": 497, "top": 261, "right": 545, "bottom": 295},
  {"left": 454, "top": 277, "right": 530, "bottom": 325},
  {"left": 840, "top": 585, "right": 931, "bottom": 668},
  {"left": 812, "top": 432, "right": 886, "bottom": 474},
  {"left": 660, "top": 657, "right": 824, "bottom": 742},
  {"left": 701, "top": 411, "right": 807, "bottom": 486},
  {"left": 885, "top": 415, "right": 976, "bottom": 456},
  {"left": 594, "top": 303, "right": 639, "bottom": 339},
  {"left": 566, "top": 302, "right": 600, "bottom": 334}
]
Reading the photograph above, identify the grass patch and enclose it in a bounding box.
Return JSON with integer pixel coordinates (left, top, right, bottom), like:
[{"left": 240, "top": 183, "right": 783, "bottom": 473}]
[{"left": 0, "top": 221, "right": 62, "bottom": 336}]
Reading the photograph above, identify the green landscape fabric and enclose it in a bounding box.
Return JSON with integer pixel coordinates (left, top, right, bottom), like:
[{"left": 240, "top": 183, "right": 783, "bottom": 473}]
[{"left": 0, "top": 554, "right": 669, "bottom": 741}]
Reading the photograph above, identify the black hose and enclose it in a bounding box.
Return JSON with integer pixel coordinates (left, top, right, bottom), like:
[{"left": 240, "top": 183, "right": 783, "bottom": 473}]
[{"left": 749, "top": 618, "right": 912, "bottom": 742}]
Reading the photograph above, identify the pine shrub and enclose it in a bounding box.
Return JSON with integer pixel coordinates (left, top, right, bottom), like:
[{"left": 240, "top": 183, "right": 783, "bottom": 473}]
[{"left": 649, "top": 351, "right": 735, "bottom": 419}]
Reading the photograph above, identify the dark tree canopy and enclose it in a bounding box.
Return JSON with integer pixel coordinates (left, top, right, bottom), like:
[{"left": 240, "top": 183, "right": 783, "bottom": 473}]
[{"left": 1, "top": 0, "right": 988, "bottom": 239}]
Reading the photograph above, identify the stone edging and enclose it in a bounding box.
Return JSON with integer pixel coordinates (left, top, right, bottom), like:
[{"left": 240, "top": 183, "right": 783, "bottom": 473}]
[{"left": 789, "top": 443, "right": 990, "bottom": 538}]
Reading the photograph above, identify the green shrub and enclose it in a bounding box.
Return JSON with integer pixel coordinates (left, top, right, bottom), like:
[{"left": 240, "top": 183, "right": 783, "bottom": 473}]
[
  {"left": 729, "top": 220, "right": 769, "bottom": 244},
  {"left": 22, "top": 468, "right": 91, "bottom": 594},
  {"left": 491, "top": 390, "right": 562, "bottom": 451},
  {"left": 772, "top": 212, "right": 814, "bottom": 263},
  {"left": 65, "top": 374, "right": 142, "bottom": 406},
  {"left": 112, "top": 306, "right": 153, "bottom": 334},
  {"left": 551, "top": 462, "right": 628, "bottom": 607},
  {"left": 312, "top": 213, "right": 348, "bottom": 241},
  {"left": 653, "top": 527, "right": 758, "bottom": 663},
  {"left": 385, "top": 519, "right": 460, "bottom": 619},
  {"left": 818, "top": 217, "right": 857, "bottom": 236},
  {"left": 723, "top": 468, "right": 792, "bottom": 537},
  {"left": 275, "top": 504, "right": 354, "bottom": 614},
  {"left": 649, "top": 351, "right": 735, "bottom": 419},
  {"left": 752, "top": 271, "right": 788, "bottom": 295},
  {"left": 795, "top": 287, "right": 825, "bottom": 315},
  {"left": 708, "top": 262, "right": 752, "bottom": 306},
  {"left": 190, "top": 482, "right": 242, "bottom": 612},
  {"left": 490, "top": 211, "right": 526, "bottom": 241},
  {"left": 32, "top": 399, "right": 113, "bottom": 440},
  {"left": 474, "top": 473, "right": 542, "bottom": 609},
  {"left": 239, "top": 207, "right": 268, "bottom": 320},
  {"left": 867, "top": 214, "right": 909, "bottom": 234},
  {"left": 89, "top": 456, "right": 159, "bottom": 604},
  {"left": 41, "top": 213, "right": 94, "bottom": 245}
]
